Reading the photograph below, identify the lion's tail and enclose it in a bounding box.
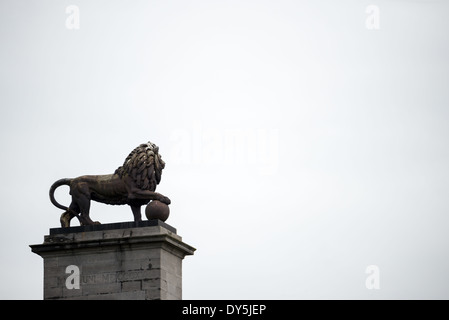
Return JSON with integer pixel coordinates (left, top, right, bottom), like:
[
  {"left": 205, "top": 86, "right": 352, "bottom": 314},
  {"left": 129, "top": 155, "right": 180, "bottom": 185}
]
[{"left": 49, "top": 178, "right": 73, "bottom": 211}]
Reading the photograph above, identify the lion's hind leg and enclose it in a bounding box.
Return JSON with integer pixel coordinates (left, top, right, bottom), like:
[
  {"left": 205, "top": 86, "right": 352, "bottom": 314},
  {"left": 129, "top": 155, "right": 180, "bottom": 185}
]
[
  {"left": 70, "top": 184, "right": 101, "bottom": 226},
  {"left": 60, "top": 202, "right": 83, "bottom": 228},
  {"left": 60, "top": 210, "right": 77, "bottom": 228}
]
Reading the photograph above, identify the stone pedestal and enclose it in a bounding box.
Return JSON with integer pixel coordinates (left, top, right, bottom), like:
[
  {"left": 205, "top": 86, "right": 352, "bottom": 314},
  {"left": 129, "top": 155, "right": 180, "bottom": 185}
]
[{"left": 30, "top": 220, "right": 195, "bottom": 300}]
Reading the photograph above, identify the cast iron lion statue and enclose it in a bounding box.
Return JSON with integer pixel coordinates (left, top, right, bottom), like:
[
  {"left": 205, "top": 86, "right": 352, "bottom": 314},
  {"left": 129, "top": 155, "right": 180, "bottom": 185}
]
[{"left": 49, "top": 141, "right": 170, "bottom": 227}]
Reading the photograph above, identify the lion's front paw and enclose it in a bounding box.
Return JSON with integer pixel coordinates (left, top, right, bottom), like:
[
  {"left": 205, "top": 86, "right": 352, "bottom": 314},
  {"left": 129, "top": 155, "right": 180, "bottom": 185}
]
[{"left": 160, "top": 196, "right": 171, "bottom": 205}]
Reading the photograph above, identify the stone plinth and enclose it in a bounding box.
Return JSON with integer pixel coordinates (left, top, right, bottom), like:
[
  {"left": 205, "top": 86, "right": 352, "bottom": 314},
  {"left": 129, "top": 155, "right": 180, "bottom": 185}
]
[{"left": 30, "top": 220, "right": 195, "bottom": 300}]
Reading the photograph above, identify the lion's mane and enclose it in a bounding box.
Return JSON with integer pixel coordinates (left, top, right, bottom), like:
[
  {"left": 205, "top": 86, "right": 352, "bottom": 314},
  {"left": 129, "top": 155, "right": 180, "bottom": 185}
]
[{"left": 114, "top": 141, "right": 165, "bottom": 191}]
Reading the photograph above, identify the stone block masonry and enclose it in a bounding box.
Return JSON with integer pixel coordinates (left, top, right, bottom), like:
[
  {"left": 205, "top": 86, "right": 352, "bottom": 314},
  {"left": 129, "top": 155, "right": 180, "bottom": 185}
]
[{"left": 30, "top": 220, "right": 195, "bottom": 300}]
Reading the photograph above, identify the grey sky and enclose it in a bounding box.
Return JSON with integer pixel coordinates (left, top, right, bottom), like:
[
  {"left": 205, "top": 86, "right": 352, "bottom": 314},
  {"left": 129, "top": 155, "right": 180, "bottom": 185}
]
[{"left": 1, "top": 0, "right": 448, "bottom": 299}]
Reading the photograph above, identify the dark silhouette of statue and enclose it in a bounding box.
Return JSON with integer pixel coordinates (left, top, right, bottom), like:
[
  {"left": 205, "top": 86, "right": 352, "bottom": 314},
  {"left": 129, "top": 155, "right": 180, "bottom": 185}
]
[{"left": 49, "top": 141, "right": 170, "bottom": 227}]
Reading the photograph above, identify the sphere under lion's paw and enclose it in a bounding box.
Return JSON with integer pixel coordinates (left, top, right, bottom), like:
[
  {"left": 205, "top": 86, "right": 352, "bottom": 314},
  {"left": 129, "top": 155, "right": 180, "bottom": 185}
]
[{"left": 145, "top": 200, "right": 170, "bottom": 222}]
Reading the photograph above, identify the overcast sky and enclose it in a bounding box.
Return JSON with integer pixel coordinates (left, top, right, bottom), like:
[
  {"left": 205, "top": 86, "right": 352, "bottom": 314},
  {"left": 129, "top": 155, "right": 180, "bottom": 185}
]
[{"left": 1, "top": 0, "right": 448, "bottom": 299}]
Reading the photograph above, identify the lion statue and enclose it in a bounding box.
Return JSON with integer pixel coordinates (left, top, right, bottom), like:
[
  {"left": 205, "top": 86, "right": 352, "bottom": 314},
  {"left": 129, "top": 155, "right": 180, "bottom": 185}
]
[{"left": 49, "top": 141, "right": 171, "bottom": 227}]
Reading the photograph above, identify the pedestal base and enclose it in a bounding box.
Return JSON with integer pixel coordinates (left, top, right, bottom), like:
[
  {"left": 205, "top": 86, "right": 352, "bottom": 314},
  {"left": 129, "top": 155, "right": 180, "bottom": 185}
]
[{"left": 30, "top": 220, "right": 195, "bottom": 300}]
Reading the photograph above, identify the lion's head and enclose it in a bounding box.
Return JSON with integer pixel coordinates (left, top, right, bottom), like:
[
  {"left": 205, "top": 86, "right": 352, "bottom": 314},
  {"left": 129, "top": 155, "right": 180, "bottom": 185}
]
[{"left": 114, "top": 141, "right": 165, "bottom": 191}]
